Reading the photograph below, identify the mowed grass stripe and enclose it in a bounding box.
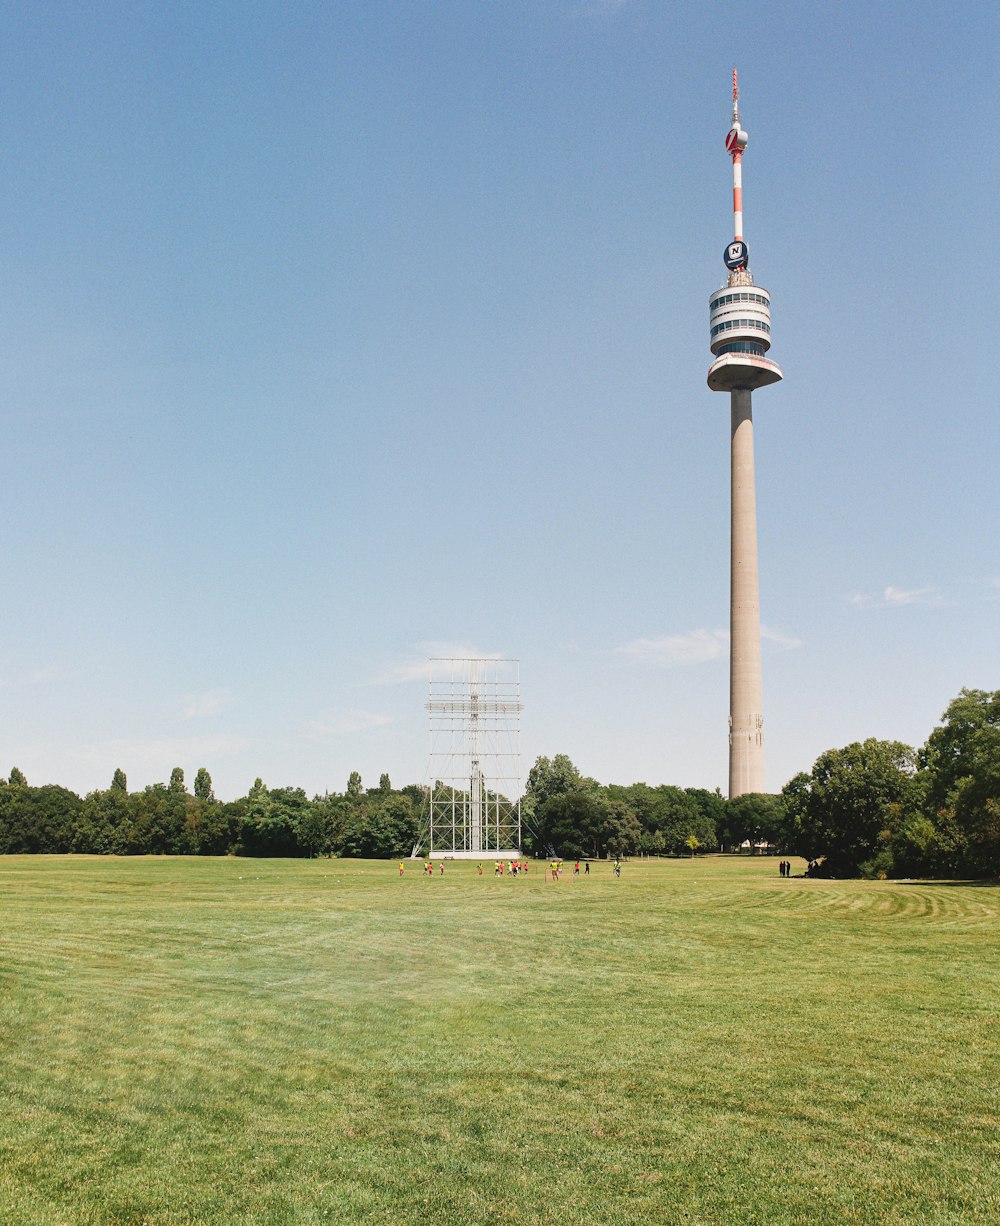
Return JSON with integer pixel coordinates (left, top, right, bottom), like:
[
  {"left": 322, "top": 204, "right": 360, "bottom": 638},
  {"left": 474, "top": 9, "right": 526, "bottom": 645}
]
[{"left": 1, "top": 854, "right": 997, "bottom": 1225}]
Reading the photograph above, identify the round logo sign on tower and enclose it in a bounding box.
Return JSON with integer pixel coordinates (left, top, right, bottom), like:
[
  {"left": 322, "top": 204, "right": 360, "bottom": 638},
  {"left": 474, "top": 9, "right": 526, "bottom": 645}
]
[
  {"left": 724, "top": 240, "right": 748, "bottom": 271},
  {"left": 725, "top": 125, "right": 747, "bottom": 154}
]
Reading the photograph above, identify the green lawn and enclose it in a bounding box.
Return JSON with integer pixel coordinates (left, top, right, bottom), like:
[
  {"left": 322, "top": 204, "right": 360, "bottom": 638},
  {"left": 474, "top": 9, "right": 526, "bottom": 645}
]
[{"left": 0, "top": 855, "right": 997, "bottom": 1225}]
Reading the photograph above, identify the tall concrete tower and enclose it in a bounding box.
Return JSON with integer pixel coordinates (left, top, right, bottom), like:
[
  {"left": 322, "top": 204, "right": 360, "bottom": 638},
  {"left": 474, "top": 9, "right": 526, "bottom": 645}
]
[{"left": 707, "top": 69, "right": 782, "bottom": 798}]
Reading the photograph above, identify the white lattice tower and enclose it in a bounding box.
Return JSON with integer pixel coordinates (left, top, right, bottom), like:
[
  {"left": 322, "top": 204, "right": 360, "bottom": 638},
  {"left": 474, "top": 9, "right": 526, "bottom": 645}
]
[{"left": 425, "top": 658, "right": 523, "bottom": 857}]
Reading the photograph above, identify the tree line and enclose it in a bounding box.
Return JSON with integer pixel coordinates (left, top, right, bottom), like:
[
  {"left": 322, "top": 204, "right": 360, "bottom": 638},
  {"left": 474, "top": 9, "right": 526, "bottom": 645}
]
[
  {"left": 0, "top": 768, "right": 424, "bottom": 860},
  {"left": 780, "top": 687, "right": 1000, "bottom": 879},
  {"left": 523, "top": 688, "right": 1000, "bottom": 878},
  {"left": 1, "top": 687, "right": 997, "bottom": 877}
]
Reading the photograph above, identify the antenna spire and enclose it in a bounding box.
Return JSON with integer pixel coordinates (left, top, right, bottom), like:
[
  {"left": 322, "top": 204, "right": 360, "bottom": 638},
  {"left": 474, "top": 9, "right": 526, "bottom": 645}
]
[{"left": 725, "top": 68, "right": 749, "bottom": 247}]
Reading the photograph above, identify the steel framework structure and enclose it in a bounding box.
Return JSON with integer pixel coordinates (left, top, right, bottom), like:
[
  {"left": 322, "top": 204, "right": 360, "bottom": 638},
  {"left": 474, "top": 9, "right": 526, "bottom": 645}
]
[{"left": 426, "top": 658, "right": 522, "bottom": 858}]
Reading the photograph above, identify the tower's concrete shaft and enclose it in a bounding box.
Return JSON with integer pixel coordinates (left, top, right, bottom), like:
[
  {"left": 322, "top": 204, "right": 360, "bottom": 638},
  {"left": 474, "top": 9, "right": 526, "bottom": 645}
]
[{"left": 729, "top": 387, "right": 764, "bottom": 796}]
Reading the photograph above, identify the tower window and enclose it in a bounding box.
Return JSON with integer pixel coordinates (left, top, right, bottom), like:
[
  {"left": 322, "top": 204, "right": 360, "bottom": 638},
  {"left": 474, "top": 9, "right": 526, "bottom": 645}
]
[
  {"left": 711, "top": 318, "right": 771, "bottom": 338},
  {"left": 716, "top": 341, "right": 766, "bottom": 357}
]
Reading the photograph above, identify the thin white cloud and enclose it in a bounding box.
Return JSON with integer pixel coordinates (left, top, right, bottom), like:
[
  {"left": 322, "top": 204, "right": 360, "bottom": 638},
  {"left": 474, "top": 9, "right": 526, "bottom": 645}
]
[
  {"left": 380, "top": 657, "right": 439, "bottom": 684},
  {"left": 850, "top": 586, "right": 941, "bottom": 609},
  {"left": 761, "top": 625, "right": 803, "bottom": 651},
  {"left": 615, "top": 625, "right": 800, "bottom": 666},
  {"left": 376, "top": 641, "right": 504, "bottom": 684},
  {"left": 27, "top": 663, "right": 62, "bottom": 684},
  {"left": 0, "top": 662, "right": 65, "bottom": 688},
  {"left": 74, "top": 735, "right": 248, "bottom": 775},
  {"left": 615, "top": 628, "right": 728, "bottom": 667},
  {"left": 182, "top": 689, "right": 231, "bottom": 719},
  {"left": 305, "top": 709, "right": 395, "bottom": 739},
  {"left": 884, "top": 585, "right": 936, "bottom": 606}
]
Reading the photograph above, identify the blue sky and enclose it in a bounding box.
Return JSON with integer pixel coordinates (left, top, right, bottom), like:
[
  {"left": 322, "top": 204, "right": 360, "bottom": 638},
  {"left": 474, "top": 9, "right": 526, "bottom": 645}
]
[{"left": 1, "top": 1, "right": 996, "bottom": 800}]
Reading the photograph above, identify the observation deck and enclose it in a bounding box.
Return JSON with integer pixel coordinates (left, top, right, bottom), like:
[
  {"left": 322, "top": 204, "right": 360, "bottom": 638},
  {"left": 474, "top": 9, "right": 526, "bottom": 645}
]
[{"left": 707, "top": 272, "right": 783, "bottom": 392}]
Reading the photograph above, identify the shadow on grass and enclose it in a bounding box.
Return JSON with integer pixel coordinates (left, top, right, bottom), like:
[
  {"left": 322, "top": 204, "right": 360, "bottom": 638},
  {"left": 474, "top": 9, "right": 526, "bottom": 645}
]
[
  {"left": 784, "top": 875, "right": 1000, "bottom": 888},
  {"left": 899, "top": 878, "right": 1000, "bottom": 889}
]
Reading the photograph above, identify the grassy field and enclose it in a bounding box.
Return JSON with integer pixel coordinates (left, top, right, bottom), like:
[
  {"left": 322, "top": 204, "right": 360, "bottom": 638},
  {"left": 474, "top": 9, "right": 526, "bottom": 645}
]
[{"left": 0, "top": 854, "right": 997, "bottom": 1226}]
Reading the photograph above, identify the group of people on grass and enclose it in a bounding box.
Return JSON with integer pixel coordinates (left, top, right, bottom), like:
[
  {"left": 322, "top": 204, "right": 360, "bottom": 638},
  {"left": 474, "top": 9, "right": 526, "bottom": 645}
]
[
  {"left": 398, "top": 857, "right": 623, "bottom": 878},
  {"left": 550, "top": 858, "right": 620, "bottom": 879},
  {"left": 779, "top": 858, "right": 825, "bottom": 877},
  {"left": 486, "top": 859, "right": 527, "bottom": 877},
  {"left": 411, "top": 860, "right": 445, "bottom": 876},
  {"left": 398, "top": 859, "right": 531, "bottom": 876}
]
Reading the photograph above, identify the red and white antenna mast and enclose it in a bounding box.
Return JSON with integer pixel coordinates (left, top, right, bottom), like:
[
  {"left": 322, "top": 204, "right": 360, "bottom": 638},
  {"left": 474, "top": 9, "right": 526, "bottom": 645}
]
[{"left": 725, "top": 67, "right": 749, "bottom": 244}]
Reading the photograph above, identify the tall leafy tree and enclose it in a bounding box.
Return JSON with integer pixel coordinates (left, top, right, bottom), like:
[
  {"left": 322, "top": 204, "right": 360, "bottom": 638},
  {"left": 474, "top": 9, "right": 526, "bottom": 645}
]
[
  {"left": 194, "top": 767, "right": 214, "bottom": 801},
  {"left": 780, "top": 773, "right": 812, "bottom": 854},
  {"left": 952, "top": 753, "right": 1000, "bottom": 876},
  {"left": 241, "top": 786, "right": 312, "bottom": 857},
  {"left": 602, "top": 797, "right": 643, "bottom": 858},
  {"left": 650, "top": 786, "right": 712, "bottom": 854},
  {"left": 342, "top": 795, "right": 418, "bottom": 858},
  {"left": 534, "top": 790, "right": 640, "bottom": 859},
  {"left": 111, "top": 768, "right": 128, "bottom": 793},
  {"left": 169, "top": 767, "right": 186, "bottom": 794},
  {"left": 922, "top": 689, "right": 1000, "bottom": 811},
  {"left": 523, "top": 754, "right": 596, "bottom": 852},
  {"left": 524, "top": 754, "right": 586, "bottom": 810},
  {"left": 131, "top": 784, "right": 186, "bottom": 854},
  {"left": 922, "top": 689, "right": 1000, "bottom": 875},
  {"left": 723, "top": 793, "right": 787, "bottom": 853},
  {"left": 0, "top": 784, "right": 82, "bottom": 853},
  {"left": 347, "top": 771, "right": 363, "bottom": 798},
  {"left": 799, "top": 739, "right": 919, "bottom": 876},
  {"left": 685, "top": 788, "right": 726, "bottom": 837},
  {"left": 296, "top": 795, "right": 336, "bottom": 858},
  {"left": 609, "top": 784, "right": 716, "bottom": 855},
  {"left": 79, "top": 783, "right": 133, "bottom": 854},
  {"left": 198, "top": 797, "right": 242, "bottom": 856}
]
